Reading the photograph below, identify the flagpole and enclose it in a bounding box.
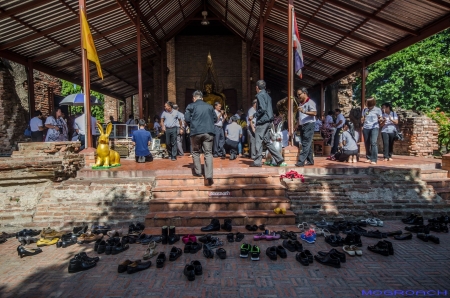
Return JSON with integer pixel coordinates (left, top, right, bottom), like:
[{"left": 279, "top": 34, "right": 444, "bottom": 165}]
[
  {"left": 79, "top": 0, "right": 92, "bottom": 148},
  {"left": 287, "top": 0, "right": 294, "bottom": 145}
]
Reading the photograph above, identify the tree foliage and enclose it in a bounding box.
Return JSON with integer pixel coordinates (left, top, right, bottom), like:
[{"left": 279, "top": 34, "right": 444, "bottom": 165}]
[
  {"left": 353, "top": 29, "right": 450, "bottom": 112},
  {"left": 60, "top": 80, "right": 105, "bottom": 122}
]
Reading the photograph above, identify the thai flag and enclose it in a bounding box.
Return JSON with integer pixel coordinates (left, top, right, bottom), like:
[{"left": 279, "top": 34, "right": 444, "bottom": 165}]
[{"left": 293, "top": 11, "right": 304, "bottom": 78}]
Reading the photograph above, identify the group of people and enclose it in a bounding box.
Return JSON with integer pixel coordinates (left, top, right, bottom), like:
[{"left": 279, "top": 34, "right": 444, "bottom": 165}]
[{"left": 29, "top": 107, "right": 100, "bottom": 150}]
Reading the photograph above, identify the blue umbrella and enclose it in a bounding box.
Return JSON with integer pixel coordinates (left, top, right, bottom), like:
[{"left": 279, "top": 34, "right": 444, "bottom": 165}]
[{"left": 59, "top": 93, "right": 101, "bottom": 106}]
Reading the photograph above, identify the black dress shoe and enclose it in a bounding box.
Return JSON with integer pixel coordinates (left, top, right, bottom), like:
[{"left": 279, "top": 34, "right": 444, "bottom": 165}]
[
  {"left": 394, "top": 233, "right": 412, "bottom": 240},
  {"left": 405, "top": 216, "right": 424, "bottom": 225},
  {"left": 127, "top": 260, "right": 151, "bottom": 274},
  {"left": 402, "top": 213, "right": 417, "bottom": 223},
  {"left": 191, "top": 260, "right": 202, "bottom": 275},
  {"left": 325, "top": 234, "right": 343, "bottom": 247},
  {"left": 221, "top": 219, "right": 232, "bottom": 232},
  {"left": 282, "top": 239, "right": 297, "bottom": 252},
  {"left": 383, "top": 240, "right": 394, "bottom": 255},
  {"left": 216, "top": 248, "right": 227, "bottom": 259},
  {"left": 193, "top": 173, "right": 203, "bottom": 177},
  {"left": 276, "top": 245, "right": 287, "bottom": 259},
  {"left": 249, "top": 164, "right": 262, "bottom": 167},
  {"left": 386, "top": 230, "right": 402, "bottom": 236},
  {"left": 17, "top": 245, "right": 42, "bottom": 258},
  {"left": 198, "top": 234, "right": 212, "bottom": 243},
  {"left": 296, "top": 252, "right": 309, "bottom": 266},
  {"left": 68, "top": 255, "right": 97, "bottom": 273},
  {"left": 77, "top": 252, "right": 99, "bottom": 263},
  {"left": 362, "top": 230, "right": 386, "bottom": 239},
  {"left": 295, "top": 162, "right": 305, "bottom": 167},
  {"left": 367, "top": 241, "right": 389, "bottom": 256},
  {"left": 156, "top": 252, "right": 166, "bottom": 268},
  {"left": 111, "top": 242, "right": 129, "bottom": 255},
  {"left": 169, "top": 246, "right": 183, "bottom": 261},
  {"left": 190, "top": 242, "right": 202, "bottom": 254},
  {"left": 318, "top": 249, "right": 346, "bottom": 263},
  {"left": 118, "top": 260, "right": 136, "bottom": 273},
  {"left": 314, "top": 253, "right": 341, "bottom": 268},
  {"left": 201, "top": 219, "right": 220, "bottom": 232},
  {"left": 204, "top": 178, "right": 214, "bottom": 186},
  {"left": 97, "top": 240, "right": 107, "bottom": 254},
  {"left": 266, "top": 246, "right": 277, "bottom": 260},
  {"left": 184, "top": 264, "right": 196, "bottom": 281},
  {"left": 184, "top": 241, "right": 192, "bottom": 253}
]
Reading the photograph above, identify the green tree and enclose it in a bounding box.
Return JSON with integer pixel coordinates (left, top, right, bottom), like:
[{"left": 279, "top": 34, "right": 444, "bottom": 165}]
[
  {"left": 353, "top": 29, "right": 450, "bottom": 112},
  {"left": 61, "top": 80, "right": 105, "bottom": 122}
]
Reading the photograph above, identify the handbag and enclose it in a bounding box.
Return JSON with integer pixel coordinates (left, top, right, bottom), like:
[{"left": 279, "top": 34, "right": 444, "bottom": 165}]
[
  {"left": 394, "top": 130, "right": 404, "bottom": 141},
  {"left": 24, "top": 125, "right": 32, "bottom": 137}
]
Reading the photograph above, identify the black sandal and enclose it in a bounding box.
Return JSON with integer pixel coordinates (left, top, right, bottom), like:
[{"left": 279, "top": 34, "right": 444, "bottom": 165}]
[
  {"left": 216, "top": 248, "right": 227, "bottom": 259},
  {"left": 251, "top": 225, "right": 258, "bottom": 231},
  {"left": 227, "top": 233, "right": 234, "bottom": 242},
  {"left": 258, "top": 224, "right": 265, "bottom": 231},
  {"left": 203, "top": 246, "right": 214, "bottom": 259},
  {"left": 245, "top": 225, "right": 253, "bottom": 231},
  {"left": 235, "top": 232, "right": 244, "bottom": 242}
]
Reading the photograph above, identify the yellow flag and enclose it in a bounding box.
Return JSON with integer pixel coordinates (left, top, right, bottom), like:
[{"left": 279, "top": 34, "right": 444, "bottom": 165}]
[{"left": 81, "top": 10, "right": 103, "bottom": 80}]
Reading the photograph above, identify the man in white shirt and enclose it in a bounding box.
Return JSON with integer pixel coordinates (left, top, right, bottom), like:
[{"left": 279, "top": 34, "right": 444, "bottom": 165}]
[
  {"left": 295, "top": 87, "right": 317, "bottom": 167},
  {"left": 173, "top": 104, "right": 185, "bottom": 156},
  {"left": 247, "top": 99, "right": 257, "bottom": 159},
  {"left": 224, "top": 116, "right": 242, "bottom": 160},
  {"left": 30, "top": 110, "right": 44, "bottom": 142},
  {"left": 74, "top": 112, "right": 99, "bottom": 150},
  {"left": 213, "top": 102, "right": 226, "bottom": 158},
  {"left": 331, "top": 108, "right": 346, "bottom": 155}
]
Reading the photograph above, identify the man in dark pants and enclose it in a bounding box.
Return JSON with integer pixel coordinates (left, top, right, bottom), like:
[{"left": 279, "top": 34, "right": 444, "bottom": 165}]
[
  {"left": 247, "top": 99, "right": 257, "bottom": 159},
  {"left": 331, "top": 108, "right": 345, "bottom": 155},
  {"left": 213, "top": 102, "right": 226, "bottom": 158},
  {"left": 185, "top": 90, "right": 217, "bottom": 186},
  {"left": 132, "top": 119, "right": 153, "bottom": 163},
  {"left": 173, "top": 104, "right": 185, "bottom": 156},
  {"left": 224, "top": 116, "right": 242, "bottom": 160},
  {"left": 295, "top": 87, "right": 317, "bottom": 167},
  {"left": 161, "top": 101, "right": 181, "bottom": 161},
  {"left": 30, "top": 110, "right": 44, "bottom": 142},
  {"left": 250, "top": 80, "right": 284, "bottom": 167}
]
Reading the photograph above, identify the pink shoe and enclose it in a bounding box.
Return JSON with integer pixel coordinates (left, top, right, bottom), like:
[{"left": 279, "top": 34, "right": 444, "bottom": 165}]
[
  {"left": 253, "top": 233, "right": 266, "bottom": 240},
  {"left": 265, "top": 232, "right": 281, "bottom": 241},
  {"left": 182, "top": 234, "right": 196, "bottom": 244}
]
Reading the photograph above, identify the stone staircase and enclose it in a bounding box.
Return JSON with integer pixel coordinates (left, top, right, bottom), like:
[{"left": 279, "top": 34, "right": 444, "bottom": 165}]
[
  {"left": 144, "top": 173, "right": 296, "bottom": 234},
  {"left": 421, "top": 169, "right": 450, "bottom": 200}
]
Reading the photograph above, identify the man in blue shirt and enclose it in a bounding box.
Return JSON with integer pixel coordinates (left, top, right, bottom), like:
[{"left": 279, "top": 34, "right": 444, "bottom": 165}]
[{"left": 132, "top": 119, "right": 153, "bottom": 163}]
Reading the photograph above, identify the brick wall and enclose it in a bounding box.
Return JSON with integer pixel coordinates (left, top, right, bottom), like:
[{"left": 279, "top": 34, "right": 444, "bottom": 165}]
[
  {"left": 175, "top": 35, "right": 242, "bottom": 111},
  {"left": 104, "top": 95, "right": 119, "bottom": 123},
  {"left": 33, "top": 71, "right": 61, "bottom": 116},
  {"left": 0, "top": 68, "right": 28, "bottom": 155}
]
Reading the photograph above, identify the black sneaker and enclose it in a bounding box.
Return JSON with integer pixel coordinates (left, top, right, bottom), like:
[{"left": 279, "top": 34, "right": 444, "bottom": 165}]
[
  {"left": 240, "top": 243, "right": 251, "bottom": 258},
  {"left": 276, "top": 245, "right": 287, "bottom": 259},
  {"left": 250, "top": 245, "right": 260, "bottom": 261},
  {"left": 266, "top": 246, "right": 277, "bottom": 260}
]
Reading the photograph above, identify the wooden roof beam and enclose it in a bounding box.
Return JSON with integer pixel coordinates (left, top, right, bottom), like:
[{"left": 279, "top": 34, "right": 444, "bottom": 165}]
[
  {"left": 208, "top": 5, "right": 246, "bottom": 40},
  {"left": 213, "top": 0, "right": 248, "bottom": 32},
  {"left": 153, "top": 0, "right": 194, "bottom": 32},
  {"left": 0, "top": 0, "right": 53, "bottom": 21},
  {"left": 324, "top": 0, "right": 417, "bottom": 36},
  {"left": 163, "top": 5, "right": 204, "bottom": 41},
  {"left": 0, "top": 4, "right": 119, "bottom": 51},
  {"left": 245, "top": 0, "right": 258, "bottom": 38},
  {"left": 425, "top": 0, "right": 450, "bottom": 10}
]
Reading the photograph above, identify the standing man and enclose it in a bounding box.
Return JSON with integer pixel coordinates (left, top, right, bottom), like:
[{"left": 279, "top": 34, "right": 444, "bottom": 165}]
[
  {"left": 224, "top": 116, "right": 242, "bottom": 160},
  {"left": 132, "top": 119, "right": 153, "bottom": 163},
  {"left": 213, "top": 102, "right": 226, "bottom": 158},
  {"left": 295, "top": 87, "right": 317, "bottom": 167},
  {"left": 185, "top": 90, "right": 217, "bottom": 186},
  {"left": 74, "top": 111, "right": 99, "bottom": 150},
  {"left": 30, "top": 110, "right": 44, "bottom": 142},
  {"left": 247, "top": 99, "right": 257, "bottom": 159},
  {"left": 173, "top": 104, "right": 185, "bottom": 156},
  {"left": 331, "top": 108, "right": 345, "bottom": 155},
  {"left": 161, "top": 101, "right": 181, "bottom": 161},
  {"left": 250, "top": 80, "right": 284, "bottom": 167}
]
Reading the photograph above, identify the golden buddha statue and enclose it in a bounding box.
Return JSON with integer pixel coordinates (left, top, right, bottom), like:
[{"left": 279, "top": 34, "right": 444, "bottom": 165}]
[{"left": 197, "top": 52, "right": 226, "bottom": 108}]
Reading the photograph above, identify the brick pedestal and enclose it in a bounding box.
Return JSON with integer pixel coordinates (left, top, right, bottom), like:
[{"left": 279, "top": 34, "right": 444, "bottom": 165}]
[
  {"left": 283, "top": 145, "right": 299, "bottom": 165},
  {"left": 80, "top": 147, "right": 96, "bottom": 168}
]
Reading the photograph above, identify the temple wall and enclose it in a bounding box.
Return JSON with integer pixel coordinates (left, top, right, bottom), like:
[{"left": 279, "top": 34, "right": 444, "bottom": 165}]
[
  {"left": 175, "top": 35, "right": 242, "bottom": 111},
  {"left": 104, "top": 95, "right": 119, "bottom": 123}
]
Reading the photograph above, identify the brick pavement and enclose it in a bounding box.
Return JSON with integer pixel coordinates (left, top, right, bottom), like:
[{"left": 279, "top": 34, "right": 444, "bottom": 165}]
[{"left": 0, "top": 220, "right": 449, "bottom": 298}]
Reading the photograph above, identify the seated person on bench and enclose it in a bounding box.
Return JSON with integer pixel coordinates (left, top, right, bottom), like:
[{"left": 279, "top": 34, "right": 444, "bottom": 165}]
[{"left": 132, "top": 119, "right": 153, "bottom": 163}]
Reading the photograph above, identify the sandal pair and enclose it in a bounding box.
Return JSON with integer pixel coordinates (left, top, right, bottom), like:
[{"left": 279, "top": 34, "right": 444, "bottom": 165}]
[{"left": 143, "top": 241, "right": 158, "bottom": 260}]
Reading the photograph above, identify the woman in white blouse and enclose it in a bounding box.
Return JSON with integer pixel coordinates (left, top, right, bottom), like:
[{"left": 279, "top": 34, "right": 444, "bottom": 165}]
[{"left": 380, "top": 103, "right": 399, "bottom": 161}]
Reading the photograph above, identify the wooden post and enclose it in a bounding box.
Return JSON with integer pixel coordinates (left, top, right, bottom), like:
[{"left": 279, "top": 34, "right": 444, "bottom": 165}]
[
  {"left": 136, "top": 1, "right": 143, "bottom": 119},
  {"left": 161, "top": 44, "right": 165, "bottom": 106},
  {"left": 259, "top": 16, "right": 264, "bottom": 80},
  {"left": 27, "top": 60, "right": 35, "bottom": 120},
  {"left": 287, "top": 0, "right": 294, "bottom": 144},
  {"left": 247, "top": 41, "right": 252, "bottom": 107},
  {"left": 361, "top": 60, "right": 366, "bottom": 110},
  {"left": 79, "top": 0, "right": 92, "bottom": 148},
  {"left": 320, "top": 82, "right": 324, "bottom": 119}
]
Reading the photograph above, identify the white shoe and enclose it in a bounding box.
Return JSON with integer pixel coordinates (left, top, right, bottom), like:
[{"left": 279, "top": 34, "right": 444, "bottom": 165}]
[
  {"left": 350, "top": 245, "right": 362, "bottom": 256},
  {"left": 343, "top": 245, "right": 355, "bottom": 256}
]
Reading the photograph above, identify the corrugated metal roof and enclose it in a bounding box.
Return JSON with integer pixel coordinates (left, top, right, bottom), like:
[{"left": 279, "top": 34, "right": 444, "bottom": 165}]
[{"left": 1, "top": 0, "right": 449, "bottom": 99}]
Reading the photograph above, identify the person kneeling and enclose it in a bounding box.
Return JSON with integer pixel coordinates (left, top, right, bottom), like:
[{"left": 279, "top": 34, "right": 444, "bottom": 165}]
[
  {"left": 132, "top": 119, "right": 153, "bottom": 163},
  {"left": 224, "top": 116, "right": 242, "bottom": 160},
  {"left": 334, "top": 121, "right": 358, "bottom": 163}
]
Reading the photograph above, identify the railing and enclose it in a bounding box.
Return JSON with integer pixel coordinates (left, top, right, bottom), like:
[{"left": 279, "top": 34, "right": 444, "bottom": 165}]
[{"left": 101, "top": 123, "right": 138, "bottom": 139}]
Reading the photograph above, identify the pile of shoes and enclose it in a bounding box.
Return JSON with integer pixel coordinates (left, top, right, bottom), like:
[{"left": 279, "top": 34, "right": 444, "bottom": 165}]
[
  {"left": 368, "top": 240, "right": 394, "bottom": 256},
  {"left": 37, "top": 228, "right": 64, "bottom": 247},
  {"left": 68, "top": 252, "right": 99, "bottom": 273},
  {"left": 198, "top": 234, "right": 224, "bottom": 258}
]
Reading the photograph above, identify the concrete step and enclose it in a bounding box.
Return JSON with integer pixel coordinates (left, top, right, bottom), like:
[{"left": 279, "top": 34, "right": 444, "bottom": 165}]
[
  {"left": 152, "top": 184, "right": 286, "bottom": 199},
  {"left": 420, "top": 169, "right": 449, "bottom": 179},
  {"left": 155, "top": 174, "right": 282, "bottom": 187},
  {"left": 142, "top": 225, "right": 300, "bottom": 236},
  {"left": 423, "top": 179, "right": 450, "bottom": 189},
  {"left": 149, "top": 197, "right": 290, "bottom": 212},
  {"left": 145, "top": 210, "right": 296, "bottom": 227}
]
